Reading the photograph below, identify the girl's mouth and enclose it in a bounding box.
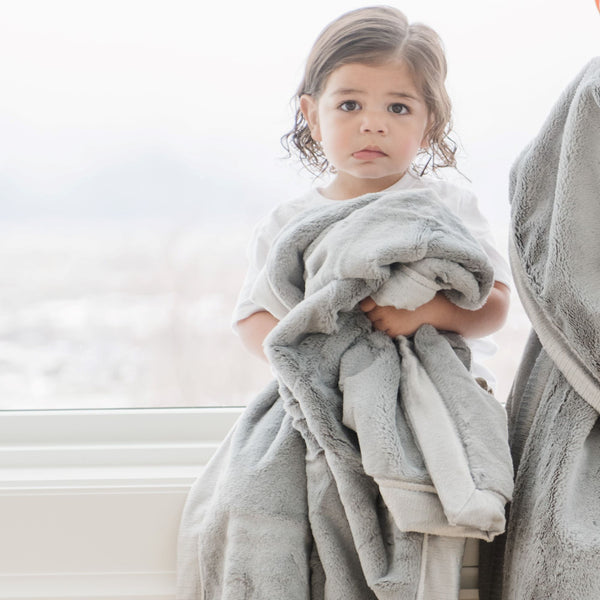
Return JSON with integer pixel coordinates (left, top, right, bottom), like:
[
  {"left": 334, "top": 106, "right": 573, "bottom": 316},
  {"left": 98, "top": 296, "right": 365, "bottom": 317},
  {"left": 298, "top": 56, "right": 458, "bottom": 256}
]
[{"left": 352, "top": 147, "right": 388, "bottom": 160}]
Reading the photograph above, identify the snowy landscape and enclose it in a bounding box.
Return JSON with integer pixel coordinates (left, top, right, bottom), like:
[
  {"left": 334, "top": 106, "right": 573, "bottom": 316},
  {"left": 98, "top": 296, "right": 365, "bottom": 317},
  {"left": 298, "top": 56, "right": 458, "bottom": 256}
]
[
  {"left": 0, "top": 219, "right": 529, "bottom": 410},
  {"left": 0, "top": 220, "right": 272, "bottom": 409}
]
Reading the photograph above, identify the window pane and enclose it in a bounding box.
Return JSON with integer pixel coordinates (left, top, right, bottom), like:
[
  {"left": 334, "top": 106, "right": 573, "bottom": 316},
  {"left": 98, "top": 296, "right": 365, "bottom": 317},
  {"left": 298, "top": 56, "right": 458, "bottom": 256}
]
[
  {"left": 0, "top": 2, "right": 293, "bottom": 409},
  {"left": 7, "top": 1, "right": 593, "bottom": 409},
  {"left": 0, "top": 221, "right": 273, "bottom": 409}
]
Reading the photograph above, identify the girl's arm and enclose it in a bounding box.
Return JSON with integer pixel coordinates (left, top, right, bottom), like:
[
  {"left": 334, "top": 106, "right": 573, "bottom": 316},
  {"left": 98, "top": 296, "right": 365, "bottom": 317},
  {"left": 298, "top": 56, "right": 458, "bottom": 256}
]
[
  {"left": 236, "top": 310, "right": 279, "bottom": 362},
  {"left": 238, "top": 283, "right": 509, "bottom": 360},
  {"left": 360, "top": 281, "right": 510, "bottom": 339}
]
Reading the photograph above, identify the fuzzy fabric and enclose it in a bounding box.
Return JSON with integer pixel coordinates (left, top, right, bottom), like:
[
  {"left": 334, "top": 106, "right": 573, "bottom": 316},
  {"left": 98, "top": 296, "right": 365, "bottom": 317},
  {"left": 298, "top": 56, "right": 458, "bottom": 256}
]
[
  {"left": 479, "top": 58, "right": 600, "bottom": 599},
  {"left": 177, "top": 189, "right": 513, "bottom": 600}
]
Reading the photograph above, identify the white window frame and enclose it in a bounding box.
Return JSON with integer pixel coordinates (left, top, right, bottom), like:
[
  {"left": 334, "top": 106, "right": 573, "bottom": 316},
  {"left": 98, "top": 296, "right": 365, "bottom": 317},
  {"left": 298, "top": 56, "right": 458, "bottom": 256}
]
[
  {"left": 0, "top": 407, "right": 242, "bottom": 600},
  {"left": 0, "top": 408, "right": 481, "bottom": 599}
]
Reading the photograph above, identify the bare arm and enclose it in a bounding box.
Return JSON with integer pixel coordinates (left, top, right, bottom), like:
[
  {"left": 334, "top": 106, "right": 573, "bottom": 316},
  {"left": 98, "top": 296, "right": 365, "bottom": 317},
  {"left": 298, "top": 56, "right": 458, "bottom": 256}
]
[
  {"left": 360, "top": 281, "right": 510, "bottom": 339},
  {"left": 236, "top": 310, "right": 279, "bottom": 362}
]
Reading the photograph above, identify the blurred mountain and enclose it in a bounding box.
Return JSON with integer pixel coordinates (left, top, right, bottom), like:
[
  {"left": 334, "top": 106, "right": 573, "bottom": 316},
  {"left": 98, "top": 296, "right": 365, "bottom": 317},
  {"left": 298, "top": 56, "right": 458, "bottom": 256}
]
[{"left": 0, "top": 150, "right": 277, "bottom": 223}]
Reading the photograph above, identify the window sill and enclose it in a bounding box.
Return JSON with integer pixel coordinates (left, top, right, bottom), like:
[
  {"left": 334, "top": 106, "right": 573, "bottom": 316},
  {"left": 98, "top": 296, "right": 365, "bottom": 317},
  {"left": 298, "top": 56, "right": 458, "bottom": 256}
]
[
  {"left": 0, "top": 407, "right": 242, "bottom": 491},
  {"left": 0, "top": 407, "right": 242, "bottom": 600},
  {"left": 0, "top": 407, "right": 480, "bottom": 599}
]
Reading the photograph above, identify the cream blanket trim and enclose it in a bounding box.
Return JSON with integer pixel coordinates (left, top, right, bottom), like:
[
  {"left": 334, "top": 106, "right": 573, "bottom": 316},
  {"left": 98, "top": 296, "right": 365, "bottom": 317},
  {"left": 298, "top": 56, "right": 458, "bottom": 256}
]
[{"left": 509, "top": 235, "right": 600, "bottom": 413}]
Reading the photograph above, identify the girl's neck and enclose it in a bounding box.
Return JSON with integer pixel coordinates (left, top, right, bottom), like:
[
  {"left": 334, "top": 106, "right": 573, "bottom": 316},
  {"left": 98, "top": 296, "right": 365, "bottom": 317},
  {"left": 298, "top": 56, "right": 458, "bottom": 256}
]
[{"left": 320, "top": 171, "right": 409, "bottom": 200}]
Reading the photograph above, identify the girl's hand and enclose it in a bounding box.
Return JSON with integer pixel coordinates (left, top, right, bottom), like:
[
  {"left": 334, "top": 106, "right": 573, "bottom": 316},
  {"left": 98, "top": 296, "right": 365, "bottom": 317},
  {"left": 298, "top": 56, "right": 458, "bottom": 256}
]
[
  {"left": 359, "top": 296, "right": 439, "bottom": 337},
  {"left": 359, "top": 282, "right": 510, "bottom": 339}
]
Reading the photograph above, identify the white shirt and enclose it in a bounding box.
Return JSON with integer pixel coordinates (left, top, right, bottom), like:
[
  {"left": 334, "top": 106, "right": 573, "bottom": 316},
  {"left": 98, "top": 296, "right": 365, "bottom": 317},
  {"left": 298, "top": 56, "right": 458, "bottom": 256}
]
[{"left": 233, "top": 173, "right": 511, "bottom": 387}]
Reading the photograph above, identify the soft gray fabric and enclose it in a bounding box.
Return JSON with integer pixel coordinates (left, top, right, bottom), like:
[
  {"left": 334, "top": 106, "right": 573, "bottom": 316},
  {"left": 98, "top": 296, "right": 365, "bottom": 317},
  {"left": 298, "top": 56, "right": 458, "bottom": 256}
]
[
  {"left": 177, "top": 189, "right": 513, "bottom": 600},
  {"left": 479, "top": 58, "right": 600, "bottom": 599},
  {"left": 508, "top": 57, "right": 600, "bottom": 408}
]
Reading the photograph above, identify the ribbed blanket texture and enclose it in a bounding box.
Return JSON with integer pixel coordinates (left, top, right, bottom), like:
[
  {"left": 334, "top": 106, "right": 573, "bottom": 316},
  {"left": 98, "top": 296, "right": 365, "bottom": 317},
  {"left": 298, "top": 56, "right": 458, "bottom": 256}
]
[
  {"left": 177, "top": 189, "right": 514, "bottom": 600},
  {"left": 479, "top": 58, "right": 600, "bottom": 599}
]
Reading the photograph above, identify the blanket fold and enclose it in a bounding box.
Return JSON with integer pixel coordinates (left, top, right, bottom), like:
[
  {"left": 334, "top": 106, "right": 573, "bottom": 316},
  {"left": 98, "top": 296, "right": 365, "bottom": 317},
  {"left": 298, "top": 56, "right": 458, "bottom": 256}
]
[
  {"left": 479, "top": 58, "right": 600, "bottom": 599},
  {"left": 177, "top": 189, "right": 513, "bottom": 600}
]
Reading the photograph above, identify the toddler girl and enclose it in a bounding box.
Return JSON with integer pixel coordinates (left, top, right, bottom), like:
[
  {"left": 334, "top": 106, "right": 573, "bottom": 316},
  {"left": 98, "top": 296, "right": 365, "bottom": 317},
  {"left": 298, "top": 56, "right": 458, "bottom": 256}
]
[
  {"left": 234, "top": 5, "right": 511, "bottom": 391},
  {"left": 177, "top": 7, "right": 515, "bottom": 600}
]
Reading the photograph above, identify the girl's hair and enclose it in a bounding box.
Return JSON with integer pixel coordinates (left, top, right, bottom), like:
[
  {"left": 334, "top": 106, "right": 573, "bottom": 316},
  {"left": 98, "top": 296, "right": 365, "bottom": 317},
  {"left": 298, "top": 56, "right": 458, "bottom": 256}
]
[{"left": 281, "top": 6, "right": 457, "bottom": 177}]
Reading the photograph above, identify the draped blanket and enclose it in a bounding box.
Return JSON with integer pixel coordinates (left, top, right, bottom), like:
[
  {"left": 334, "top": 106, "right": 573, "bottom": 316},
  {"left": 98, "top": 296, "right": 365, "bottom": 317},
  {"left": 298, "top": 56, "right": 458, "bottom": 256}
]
[
  {"left": 177, "top": 189, "right": 513, "bottom": 600},
  {"left": 479, "top": 58, "right": 600, "bottom": 599}
]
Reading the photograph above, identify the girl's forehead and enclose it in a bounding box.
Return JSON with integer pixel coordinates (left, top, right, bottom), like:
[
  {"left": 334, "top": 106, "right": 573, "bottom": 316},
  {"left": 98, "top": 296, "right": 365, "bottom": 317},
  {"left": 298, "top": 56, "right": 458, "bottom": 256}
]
[{"left": 322, "top": 61, "right": 422, "bottom": 97}]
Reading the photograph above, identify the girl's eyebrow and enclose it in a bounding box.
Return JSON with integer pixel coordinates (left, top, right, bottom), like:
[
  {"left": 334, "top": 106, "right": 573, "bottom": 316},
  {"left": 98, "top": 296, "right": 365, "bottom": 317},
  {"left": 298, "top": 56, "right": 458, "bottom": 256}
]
[
  {"left": 329, "top": 87, "right": 365, "bottom": 97},
  {"left": 389, "top": 92, "right": 421, "bottom": 102},
  {"left": 331, "top": 88, "right": 421, "bottom": 101}
]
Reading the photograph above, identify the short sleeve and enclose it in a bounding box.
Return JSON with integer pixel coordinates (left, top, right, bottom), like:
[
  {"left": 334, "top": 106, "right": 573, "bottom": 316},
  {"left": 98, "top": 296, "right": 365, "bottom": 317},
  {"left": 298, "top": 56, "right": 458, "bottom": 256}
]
[
  {"left": 231, "top": 197, "right": 308, "bottom": 328},
  {"left": 230, "top": 218, "right": 272, "bottom": 327},
  {"left": 456, "top": 189, "right": 512, "bottom": 289}
]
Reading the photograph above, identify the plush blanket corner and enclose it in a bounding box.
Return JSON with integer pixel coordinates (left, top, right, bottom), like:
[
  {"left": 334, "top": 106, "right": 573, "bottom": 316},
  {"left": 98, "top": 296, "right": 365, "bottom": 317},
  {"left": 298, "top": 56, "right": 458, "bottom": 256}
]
[
  {"left": 479, "top": 57, "right": 600, "bottom": 599},
  {"left": 177, "top": 189, "right": 513, "bottom": 600}
]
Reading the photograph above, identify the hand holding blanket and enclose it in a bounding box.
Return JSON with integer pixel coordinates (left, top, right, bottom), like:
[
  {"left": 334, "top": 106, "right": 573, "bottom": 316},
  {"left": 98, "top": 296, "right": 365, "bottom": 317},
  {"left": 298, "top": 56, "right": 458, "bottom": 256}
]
[{"left": 177, "top": 189, "right": 513, "bottom": 600}]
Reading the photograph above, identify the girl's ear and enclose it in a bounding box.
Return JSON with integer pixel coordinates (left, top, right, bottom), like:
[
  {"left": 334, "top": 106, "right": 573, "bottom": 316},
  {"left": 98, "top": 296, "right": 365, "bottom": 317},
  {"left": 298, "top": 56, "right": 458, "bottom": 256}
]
[{"left": 300, "top": 94, "right": 322, "bottom": 142}]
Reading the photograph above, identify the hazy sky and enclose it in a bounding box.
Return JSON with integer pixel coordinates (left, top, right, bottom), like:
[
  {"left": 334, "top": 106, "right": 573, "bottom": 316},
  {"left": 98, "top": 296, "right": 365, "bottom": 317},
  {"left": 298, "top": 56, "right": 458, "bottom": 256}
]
[{"left": 1, "top": 0, "right": 599, "bottom": 224}]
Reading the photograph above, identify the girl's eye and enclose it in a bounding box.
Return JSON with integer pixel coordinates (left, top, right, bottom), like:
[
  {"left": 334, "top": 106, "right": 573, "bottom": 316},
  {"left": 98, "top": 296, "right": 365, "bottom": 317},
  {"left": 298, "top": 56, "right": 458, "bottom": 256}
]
[
  {"left": 339, "top": 100, "right": 360, "bottom": 112},
  {"left": 389, "top": 103, "right": 409, "bottom": 114}
]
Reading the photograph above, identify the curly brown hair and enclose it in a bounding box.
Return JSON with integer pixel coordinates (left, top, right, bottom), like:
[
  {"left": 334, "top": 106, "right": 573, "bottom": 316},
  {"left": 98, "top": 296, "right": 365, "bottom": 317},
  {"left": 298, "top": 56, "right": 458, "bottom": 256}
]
[{"left": 281, "top": 6, "right": 457, "bottom": 177}]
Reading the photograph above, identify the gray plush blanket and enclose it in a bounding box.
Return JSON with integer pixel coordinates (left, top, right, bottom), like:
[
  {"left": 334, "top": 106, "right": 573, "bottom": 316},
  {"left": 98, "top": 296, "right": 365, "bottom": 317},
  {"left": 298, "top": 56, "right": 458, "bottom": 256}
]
[
  {"left": 479, "top": 58, "right": 600, "bottom": 599},
  {"left": 177, "top": 189, "right": 513, "bottom": 600}
]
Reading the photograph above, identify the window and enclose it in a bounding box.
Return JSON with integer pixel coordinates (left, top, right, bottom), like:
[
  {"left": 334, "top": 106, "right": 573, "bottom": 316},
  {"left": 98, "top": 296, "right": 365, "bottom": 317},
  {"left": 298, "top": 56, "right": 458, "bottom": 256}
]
[
  {"left": 7, "top": 2, "right": 597, "bottom": 410},
  {"left": 0, "top": 2, "right": 296, "bottom": 409},
  {"left": 0, "top": 219, "right": 273, "bottom": 408}
]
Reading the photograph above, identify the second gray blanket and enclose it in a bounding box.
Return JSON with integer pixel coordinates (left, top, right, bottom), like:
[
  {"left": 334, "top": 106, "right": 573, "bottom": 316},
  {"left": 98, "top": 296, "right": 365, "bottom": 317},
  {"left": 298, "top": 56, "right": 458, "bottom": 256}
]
[
  {"left": 479, "top": 58, "right": 600, "bottom": 599},
  {"left": 177, "top": 190, "right": 513, "bottom": 600}
]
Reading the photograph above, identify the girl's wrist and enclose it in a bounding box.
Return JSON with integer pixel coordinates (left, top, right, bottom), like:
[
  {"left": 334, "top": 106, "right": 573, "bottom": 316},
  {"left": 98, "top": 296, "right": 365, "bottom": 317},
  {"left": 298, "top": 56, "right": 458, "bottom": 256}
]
[{"left": 424, "top": 293, "right": 462, "bottom": 333}]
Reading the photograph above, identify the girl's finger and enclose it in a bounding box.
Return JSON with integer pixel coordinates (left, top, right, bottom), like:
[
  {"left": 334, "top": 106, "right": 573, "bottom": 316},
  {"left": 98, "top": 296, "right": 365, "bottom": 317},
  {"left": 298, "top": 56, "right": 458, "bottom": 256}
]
[{"left": 359, "top": 297, "right": 376, "bottom": 312}]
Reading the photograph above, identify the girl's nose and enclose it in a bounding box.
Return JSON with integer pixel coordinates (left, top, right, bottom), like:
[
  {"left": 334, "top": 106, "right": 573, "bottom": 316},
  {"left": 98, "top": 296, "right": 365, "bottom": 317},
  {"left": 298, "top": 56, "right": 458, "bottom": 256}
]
[{"left": 360, "top": 112, "right": 388, "bottom": 134}]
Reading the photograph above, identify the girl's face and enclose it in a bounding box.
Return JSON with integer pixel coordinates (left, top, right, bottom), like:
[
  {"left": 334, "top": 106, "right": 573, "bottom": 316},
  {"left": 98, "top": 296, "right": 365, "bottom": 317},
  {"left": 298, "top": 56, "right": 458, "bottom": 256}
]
[{"left": 301, "top": 60, "right": 431, "bottom": 199}]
